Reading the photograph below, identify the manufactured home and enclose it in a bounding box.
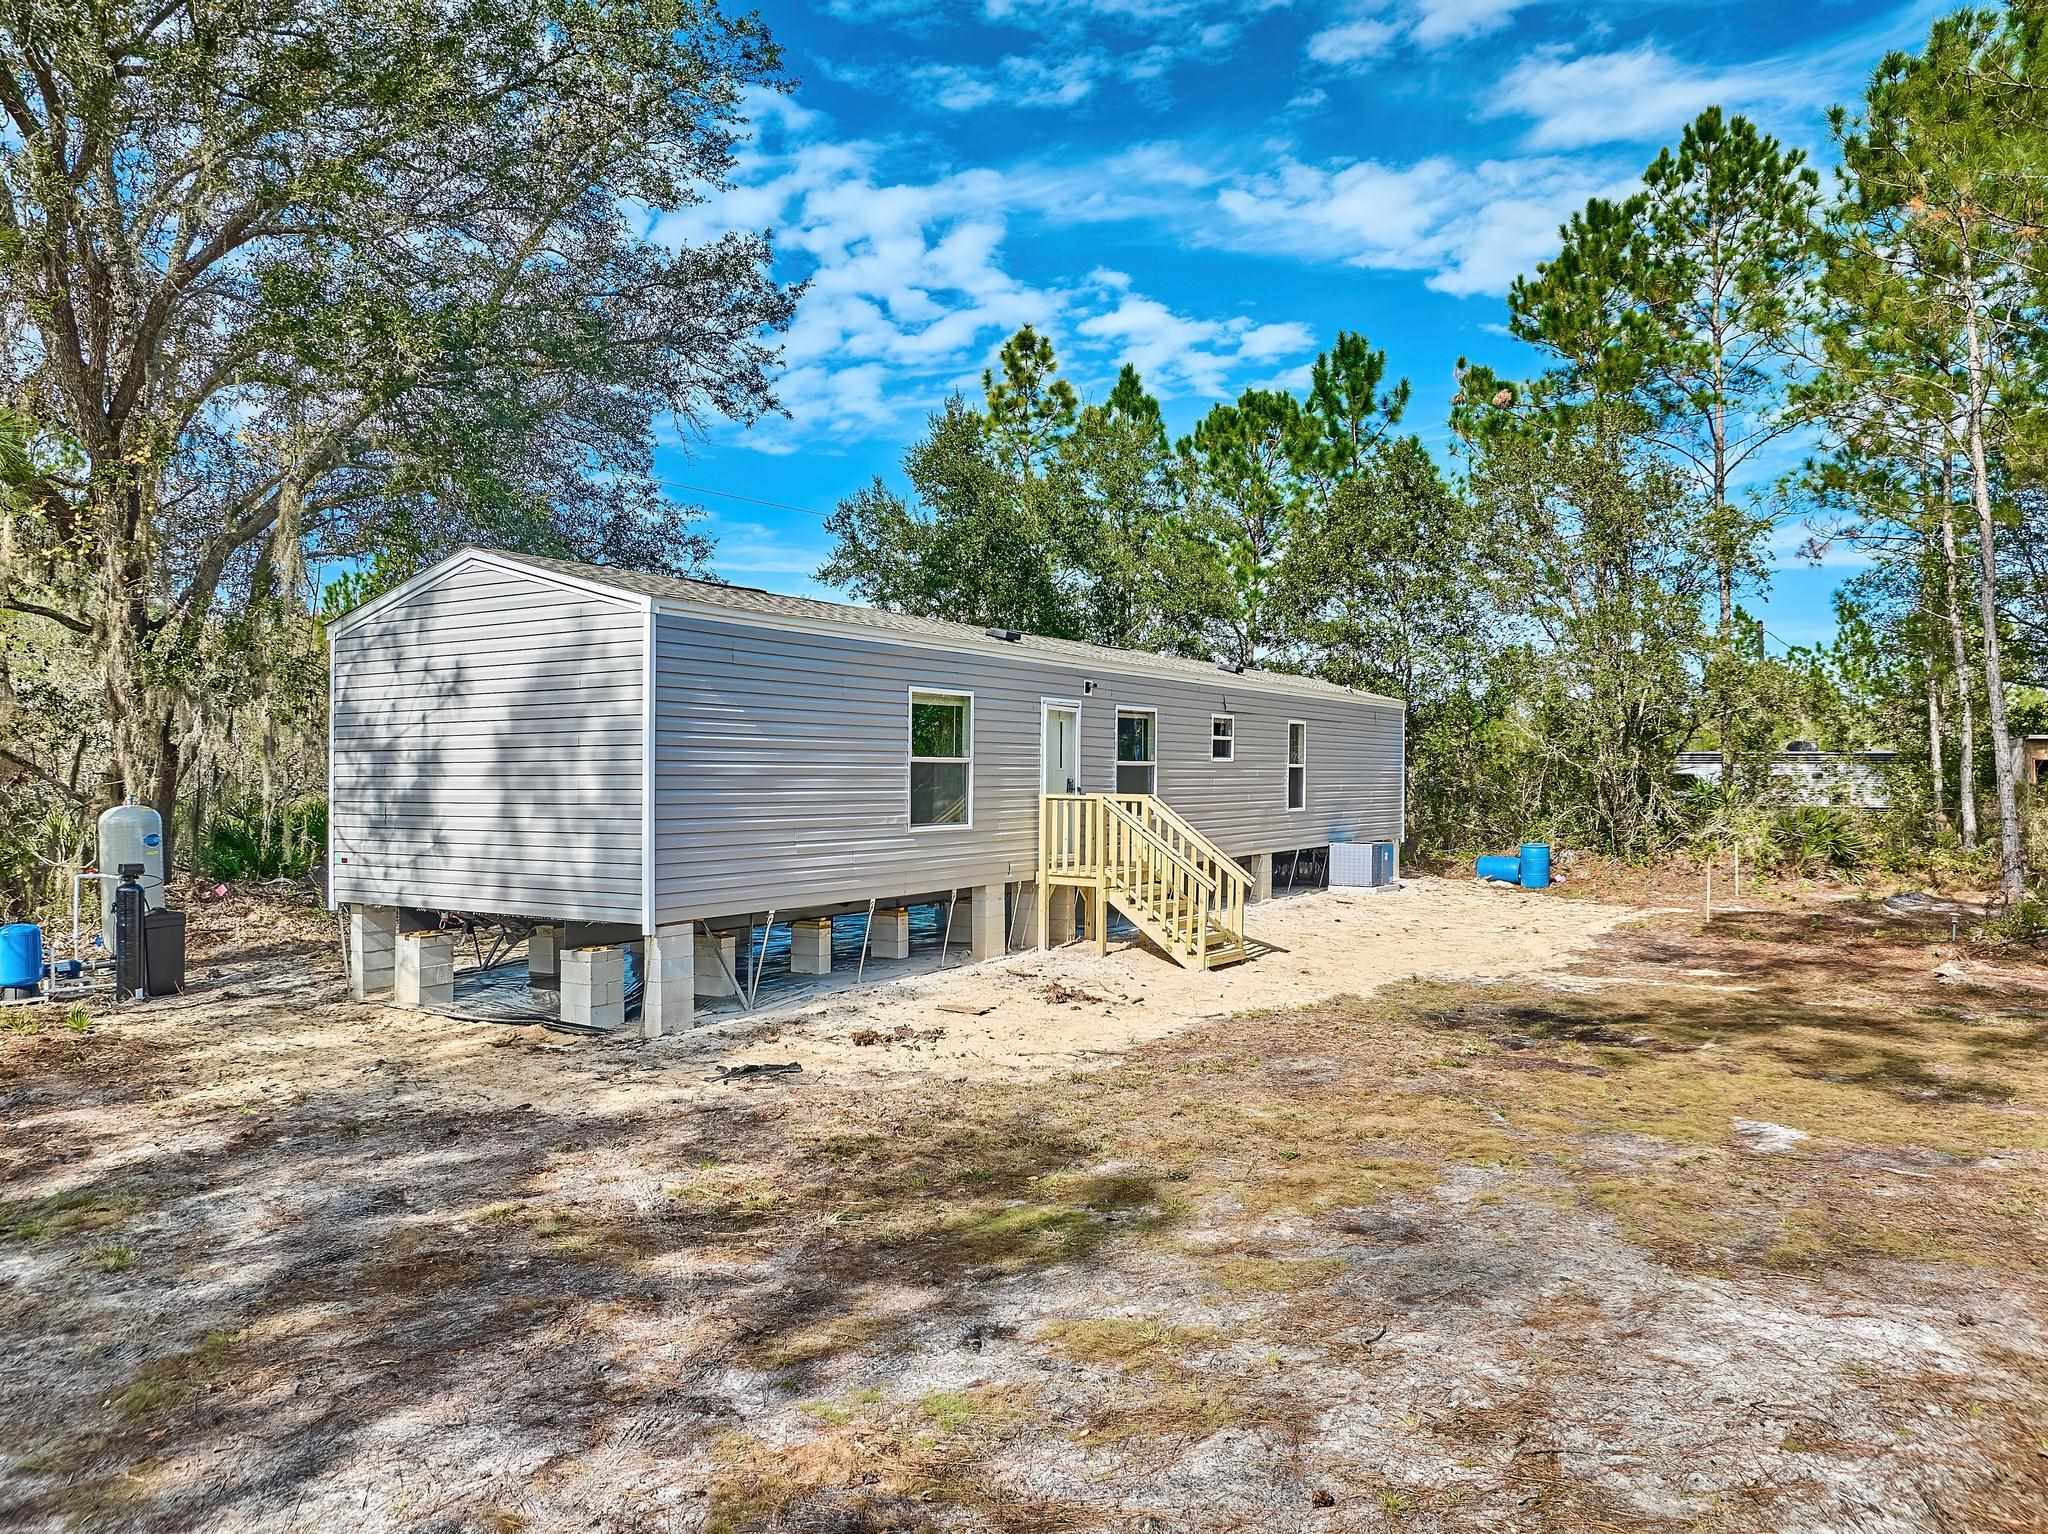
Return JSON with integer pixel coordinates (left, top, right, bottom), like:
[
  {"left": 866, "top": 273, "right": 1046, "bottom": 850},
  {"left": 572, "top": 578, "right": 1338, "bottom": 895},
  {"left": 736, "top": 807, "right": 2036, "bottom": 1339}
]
[{"left": 327, "top": 548, "right": 1405, "bottom": 1033}]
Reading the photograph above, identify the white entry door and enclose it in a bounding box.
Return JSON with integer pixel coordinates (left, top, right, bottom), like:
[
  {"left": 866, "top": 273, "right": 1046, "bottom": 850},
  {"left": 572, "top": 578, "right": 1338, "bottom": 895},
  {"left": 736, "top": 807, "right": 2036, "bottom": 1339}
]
[{"left": 1042, "top": 703, "right": 1081, "bottom": 794}]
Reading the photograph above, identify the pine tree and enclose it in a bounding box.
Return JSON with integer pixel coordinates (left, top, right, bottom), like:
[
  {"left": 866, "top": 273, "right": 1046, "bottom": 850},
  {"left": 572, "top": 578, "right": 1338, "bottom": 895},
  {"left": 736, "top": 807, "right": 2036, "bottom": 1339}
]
[
  {"left": 1510, "top": 110, "right": 1821, "bottom": 786},
  {"left": 1832, "top": 6, "right": 2048, "bottom": 897}
]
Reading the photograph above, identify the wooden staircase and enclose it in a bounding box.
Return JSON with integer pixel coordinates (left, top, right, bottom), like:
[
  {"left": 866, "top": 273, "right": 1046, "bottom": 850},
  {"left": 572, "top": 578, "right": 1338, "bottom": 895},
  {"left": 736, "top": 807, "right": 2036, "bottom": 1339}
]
[{"left": 1038, "top": 793, "right": 1252, "bottom": 971}]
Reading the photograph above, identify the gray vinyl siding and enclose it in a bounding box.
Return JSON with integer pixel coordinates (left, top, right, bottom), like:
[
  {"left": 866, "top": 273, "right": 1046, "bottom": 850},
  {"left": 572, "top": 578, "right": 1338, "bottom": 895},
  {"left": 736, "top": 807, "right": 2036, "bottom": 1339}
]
[
  {"left": 652, "top": 610, "right": 1402, "bottom": 927},
  {"left": 329, "top": 558, "right": 645, "bottom": 922}
]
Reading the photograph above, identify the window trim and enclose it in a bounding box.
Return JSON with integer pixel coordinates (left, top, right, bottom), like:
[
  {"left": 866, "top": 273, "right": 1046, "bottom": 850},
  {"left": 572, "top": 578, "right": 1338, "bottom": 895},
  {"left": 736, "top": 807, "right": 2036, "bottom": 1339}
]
[
  {"left": 1286, "top": 718, "right": 1308, "bottom": 812},
  {"left": 1114, "top": 704, "right": 1159, "bottom": 796},
  {"left": 907, "top": 686, "right": 975, "bottom": 831},
  {"left": 1039, "top": 696, "right": 1085, "bottom": 795},
  {"left": 1210, "top": 713, "right": 1235, "bottom": 763}
]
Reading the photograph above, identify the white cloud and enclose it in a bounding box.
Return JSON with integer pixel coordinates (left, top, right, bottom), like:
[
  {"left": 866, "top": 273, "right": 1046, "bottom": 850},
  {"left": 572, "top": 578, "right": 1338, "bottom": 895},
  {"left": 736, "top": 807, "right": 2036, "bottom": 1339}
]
[
  {"left": 1253, "top": 361, "right": 1316, "bottom": 392},
  {"left": 1307, "top": 18, "right": 1399, "bottom": 66},
  {"left": 665, "top": 133, "right": 1321, "bottom": 447},
  {"left": 739, "top": 84, "right": 823, "bottom": 139},
  {"left": 1234, "top": 319, "right": 1316, "bottom": 362},
  {"left": 913, "top": 54, "right": 1104, "bottom": 111},
  {"left": 1408, "top": 0, "right": 1532, "bottom": 47},
  {"left": 1101, "top": 140, "right": 1222, "bottom": 188},
  {"left": 1208, "top": 151, "right": 1635, "bottom": 297},
  {"left": 905, "top": 18, "right": 1242, "bottom": 114},
  {"left": 1286, "top": 87, "right": 1328, "bottom": 112},
  {"left": 1072, "top": 287, "right": 1317, "bottom": 399},
  {"left": 1484, "top": 43, "right": 1821, "bottom": 151},
  {"left": 1306, "top": 0, "right": 1535, "bottom": 69}
]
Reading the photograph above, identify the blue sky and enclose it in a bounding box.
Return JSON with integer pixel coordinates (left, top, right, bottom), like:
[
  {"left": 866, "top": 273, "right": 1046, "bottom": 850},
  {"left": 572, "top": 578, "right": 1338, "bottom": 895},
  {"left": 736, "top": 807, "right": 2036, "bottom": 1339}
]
[{"left": 657, "top": 0, "right": 1954, "bottom": 647}]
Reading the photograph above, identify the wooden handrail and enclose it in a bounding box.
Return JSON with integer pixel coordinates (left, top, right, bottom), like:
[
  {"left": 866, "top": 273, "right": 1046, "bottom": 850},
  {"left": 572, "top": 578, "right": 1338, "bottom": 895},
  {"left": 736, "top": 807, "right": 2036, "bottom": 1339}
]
[
  {"left": 1038, "top": 791, "right": 1249, "bottom": 970},
  {"left": 1133, "top": 796, "right": 1251, "bottom": 887},
  {"left": 1100, "top": 798, "right": 1218, "bottom": 893}
]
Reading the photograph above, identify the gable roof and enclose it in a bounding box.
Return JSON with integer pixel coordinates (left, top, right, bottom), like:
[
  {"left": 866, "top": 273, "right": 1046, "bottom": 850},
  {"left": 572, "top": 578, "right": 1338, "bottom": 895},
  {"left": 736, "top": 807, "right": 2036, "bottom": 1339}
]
[{"left": 337, "top": 546, "right": 1401, "bottom": 708}]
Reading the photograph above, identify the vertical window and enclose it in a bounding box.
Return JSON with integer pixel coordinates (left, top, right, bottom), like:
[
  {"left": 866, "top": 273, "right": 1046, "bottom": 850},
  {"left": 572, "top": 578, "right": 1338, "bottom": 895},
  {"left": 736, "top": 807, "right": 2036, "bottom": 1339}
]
[
  {"left": 1116, "top": 708, "right": 1157, "bottom": 795},
  {"left": 1211, "top": 714, "right": 1234, "bottom": 761},
  {"left": 1286, "top": 720, "right": 1307, "bottom": 810},
  {"left": 909, "top": 690, "right": 972, "bottom": 827}
]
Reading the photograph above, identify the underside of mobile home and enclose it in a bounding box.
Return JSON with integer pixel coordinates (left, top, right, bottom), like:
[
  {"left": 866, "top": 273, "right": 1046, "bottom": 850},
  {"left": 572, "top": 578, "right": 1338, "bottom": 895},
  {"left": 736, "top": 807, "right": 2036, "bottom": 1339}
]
[{"left": 327, "top": 549, "right": 1405, "bottom": 1032}]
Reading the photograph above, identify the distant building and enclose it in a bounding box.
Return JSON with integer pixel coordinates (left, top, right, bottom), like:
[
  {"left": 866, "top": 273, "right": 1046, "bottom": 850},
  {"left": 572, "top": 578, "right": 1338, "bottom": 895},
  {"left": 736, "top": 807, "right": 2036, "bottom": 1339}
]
[
  {"left": 1675, "top": 742, "right": 1897, "bottom": 809},
  {"left": 2014, "top": 735, "right": 2048, "bottom": 787}
]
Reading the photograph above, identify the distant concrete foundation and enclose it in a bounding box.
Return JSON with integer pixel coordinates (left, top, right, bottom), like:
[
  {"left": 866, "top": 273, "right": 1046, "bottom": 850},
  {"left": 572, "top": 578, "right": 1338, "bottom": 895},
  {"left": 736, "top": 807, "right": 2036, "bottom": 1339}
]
[
  {"left": 349, "top": 905, "right": 398, "bottom": 1000},
  {"left": 1013, "top": 880, "right": 1041, "bottom": 948},
  {"left": 1248, "top": 852, "right": 1274, "bottom": 904},
  {"left": 790, "top": 917, "right": 833, "bottom": 974},
  {"left": 562, "top": 946, "right": 625, "bottom": 1030},
  {"left": 528, "top": 925, "right": 560, "bottom": 980},
  {"left": 871, "top": 907, "right": 911, "bottom": 960},
  {"left": 693, "top": 930, "right": 739, "bottom": 997},
  {"left": 1045, "top": 886, "right": 1080, "bottom": 948},
  {"left": 395, "top": 931, "right": 454, "bottom": 1009}
]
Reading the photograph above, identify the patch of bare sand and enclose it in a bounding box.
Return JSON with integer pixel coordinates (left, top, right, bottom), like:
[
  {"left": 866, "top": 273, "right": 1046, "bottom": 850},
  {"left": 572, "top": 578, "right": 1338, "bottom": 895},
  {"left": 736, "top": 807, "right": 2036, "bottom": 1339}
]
[
  {"left": 13, "top": 880, "right": 1642, "bottom": 1149},
  {"left": 685, "top": 875, "right": 1649, "bottom": 1085}
]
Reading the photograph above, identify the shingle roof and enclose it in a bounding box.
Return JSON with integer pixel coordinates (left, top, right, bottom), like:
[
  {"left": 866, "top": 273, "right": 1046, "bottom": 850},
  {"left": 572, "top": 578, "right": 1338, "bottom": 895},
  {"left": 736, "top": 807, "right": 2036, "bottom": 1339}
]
[{"left": 490, "top": 549, "right": 1401, "bottom": 707}]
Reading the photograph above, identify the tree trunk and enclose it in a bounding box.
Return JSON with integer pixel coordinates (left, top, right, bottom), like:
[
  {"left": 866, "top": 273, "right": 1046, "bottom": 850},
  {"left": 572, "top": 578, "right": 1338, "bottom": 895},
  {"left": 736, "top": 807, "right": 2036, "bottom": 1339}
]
[
  {"left": 1959, "top": 247, "right": 2024, "bottom": 898},
  {"left": 151, "top": 709, "right": 181, "bottom": 876},
  {"left": 1939, "top": 475, "right": 1978, "bottom": 848},
  {"left": 1713, "top": 378, "right": 1734, "bottom": 791},
  {"left": 1927, "top": 665, "right": 1948, "bottom": 836}
]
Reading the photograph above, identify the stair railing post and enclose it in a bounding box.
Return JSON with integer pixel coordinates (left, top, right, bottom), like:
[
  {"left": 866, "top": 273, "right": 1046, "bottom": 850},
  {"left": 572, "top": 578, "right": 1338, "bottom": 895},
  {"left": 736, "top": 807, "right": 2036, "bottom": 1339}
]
[{"left": 1094, "top": 794, "right": 1109, "bottom": 955}]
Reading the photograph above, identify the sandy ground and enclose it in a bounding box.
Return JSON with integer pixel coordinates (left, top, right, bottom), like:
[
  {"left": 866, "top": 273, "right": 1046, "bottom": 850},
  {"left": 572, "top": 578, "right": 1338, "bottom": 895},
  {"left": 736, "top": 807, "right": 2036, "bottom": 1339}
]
[
  {"left": 699, "top": 877, "right": 1650, "bottom": 1083},
  {"left": 12, "top": 878, "right": 1647, "bottom": 1124},
  {"left": 3, "top": 878, "right": 2044, "bottom": 1533}
]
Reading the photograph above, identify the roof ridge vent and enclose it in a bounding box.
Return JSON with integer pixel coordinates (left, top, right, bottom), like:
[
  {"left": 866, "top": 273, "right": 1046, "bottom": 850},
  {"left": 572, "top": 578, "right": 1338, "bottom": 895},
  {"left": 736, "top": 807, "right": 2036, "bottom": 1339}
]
[{"left": 985, "top": 626, "right": 1023, "bottom": 642}]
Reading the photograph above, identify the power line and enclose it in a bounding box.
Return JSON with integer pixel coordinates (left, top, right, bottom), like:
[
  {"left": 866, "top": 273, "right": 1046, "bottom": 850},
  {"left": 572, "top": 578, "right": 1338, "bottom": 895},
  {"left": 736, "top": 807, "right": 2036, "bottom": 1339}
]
[{"left": 661, "top": 478, "right": 829, "bottom": 518}]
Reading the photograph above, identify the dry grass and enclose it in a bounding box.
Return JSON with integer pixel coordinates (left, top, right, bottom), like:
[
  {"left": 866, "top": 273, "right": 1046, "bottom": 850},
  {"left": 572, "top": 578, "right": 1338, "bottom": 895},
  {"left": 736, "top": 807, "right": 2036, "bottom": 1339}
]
[{"left": 2, "top": 890, "right": 2045, "bottom": 1531}]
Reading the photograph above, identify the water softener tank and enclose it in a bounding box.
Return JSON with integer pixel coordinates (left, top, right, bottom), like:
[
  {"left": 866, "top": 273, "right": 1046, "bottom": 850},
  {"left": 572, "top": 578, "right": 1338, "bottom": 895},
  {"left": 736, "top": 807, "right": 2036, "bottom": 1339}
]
[
  {"left": 0, "top": 922, "right": 42, "bottom": 995},
  {"left": 97, "top": 804, "right": 166, "bottom": 936}
]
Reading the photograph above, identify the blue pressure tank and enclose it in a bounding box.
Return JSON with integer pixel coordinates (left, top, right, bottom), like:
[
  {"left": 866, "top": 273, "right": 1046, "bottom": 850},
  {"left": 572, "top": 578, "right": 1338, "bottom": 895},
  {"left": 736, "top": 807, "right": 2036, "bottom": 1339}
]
[
  {"left": 0, "top": 922, "right": 44, "bottom": 993},
  {"left": 1518, "top": 843, "right": 1553, "bottom": 890},
  {"left": 1475, "top": 854, "right": 1522, "bottom": 884}
]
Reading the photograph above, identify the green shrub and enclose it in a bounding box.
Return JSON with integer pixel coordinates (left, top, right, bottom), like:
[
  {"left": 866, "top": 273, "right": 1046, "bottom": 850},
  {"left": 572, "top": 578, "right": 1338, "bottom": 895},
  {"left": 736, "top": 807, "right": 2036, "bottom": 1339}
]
[
  {"left": 1772, "top": 807, "right": 1871, "bottom": 875},
  {"left": 1975, "top": 896, "right": 2048, "bottom": 946},
  {"left": 195, "top": 795, "right": 326, "bottom": 881}
]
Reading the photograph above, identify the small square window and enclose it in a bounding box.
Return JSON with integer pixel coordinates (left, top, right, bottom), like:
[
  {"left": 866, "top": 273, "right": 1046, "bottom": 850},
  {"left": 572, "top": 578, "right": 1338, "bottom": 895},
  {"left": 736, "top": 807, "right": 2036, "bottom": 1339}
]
[{"left": 1211, "top": 715, "right": 1234, "bottom": 761}]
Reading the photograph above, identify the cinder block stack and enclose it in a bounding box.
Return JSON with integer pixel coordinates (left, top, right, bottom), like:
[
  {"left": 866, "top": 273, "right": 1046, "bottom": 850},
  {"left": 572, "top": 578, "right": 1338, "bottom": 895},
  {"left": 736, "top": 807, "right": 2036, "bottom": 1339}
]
[
  {"left": 395, "top": 931, "right": 454, "bottom": 1009},
  {"left": 870, "top": 907, "right": 911, "bottom": 960},
  {"left": 693, "top": 930, "right": 738, "bottom": 997},
  {"left": 790, "top": 917, "right": 833, "bottom": 974},
  {"left": 561, "top": 946, "right": 625, "bottom": 1029},
  {"left": 349, "top": 906, "right": 398, "bottom": 1000}
]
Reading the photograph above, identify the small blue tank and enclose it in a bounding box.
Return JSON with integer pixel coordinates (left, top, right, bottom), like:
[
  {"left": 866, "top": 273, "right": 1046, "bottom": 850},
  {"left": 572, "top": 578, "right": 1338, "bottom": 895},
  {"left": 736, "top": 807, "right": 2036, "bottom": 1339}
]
[
  {"left": 1518, "top": 843, "right": 1552, "bottom": 890},
  {"left": 0, "top": 922, "right": 44, "bottom": 993},
  {"left": 1475, "top": 854, "right": 1522, "bottom": 884}
]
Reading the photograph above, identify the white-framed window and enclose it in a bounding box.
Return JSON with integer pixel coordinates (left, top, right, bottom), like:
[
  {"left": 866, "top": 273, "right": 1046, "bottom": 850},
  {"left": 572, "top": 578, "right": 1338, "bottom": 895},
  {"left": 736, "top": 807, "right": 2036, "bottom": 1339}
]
[
  {"left": 909, "top": 688, "right": 973, "bottom": 828},
  {"left": 1211, "top": 714, "right": 1235, "bottom": 761},
  {"left": 1115, "top": 707, "right": 1157, "bottom": 795},
  {"left": 1286, "top": 720, "right": 1307, "bottom": 810}
]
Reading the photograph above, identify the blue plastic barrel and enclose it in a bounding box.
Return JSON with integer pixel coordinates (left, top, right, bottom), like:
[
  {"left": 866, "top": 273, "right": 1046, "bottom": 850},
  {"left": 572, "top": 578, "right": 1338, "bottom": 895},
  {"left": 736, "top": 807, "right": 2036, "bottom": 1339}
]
[
  {"left": 0, "top": 922, "right": 43, "bottom": 992},
  {"left": 1475, "top": 854, "right": 1522, "bottom": 884},
  {"left": 1518, "top": 843, "right": 1552, "bottom": 890}
]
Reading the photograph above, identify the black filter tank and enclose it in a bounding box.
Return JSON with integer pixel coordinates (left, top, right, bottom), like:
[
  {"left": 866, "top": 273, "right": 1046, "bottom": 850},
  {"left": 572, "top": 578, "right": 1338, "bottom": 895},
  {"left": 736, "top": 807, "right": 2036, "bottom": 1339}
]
[{"left": 114, "top": 865, "right": 148, "bottom": 1000}]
